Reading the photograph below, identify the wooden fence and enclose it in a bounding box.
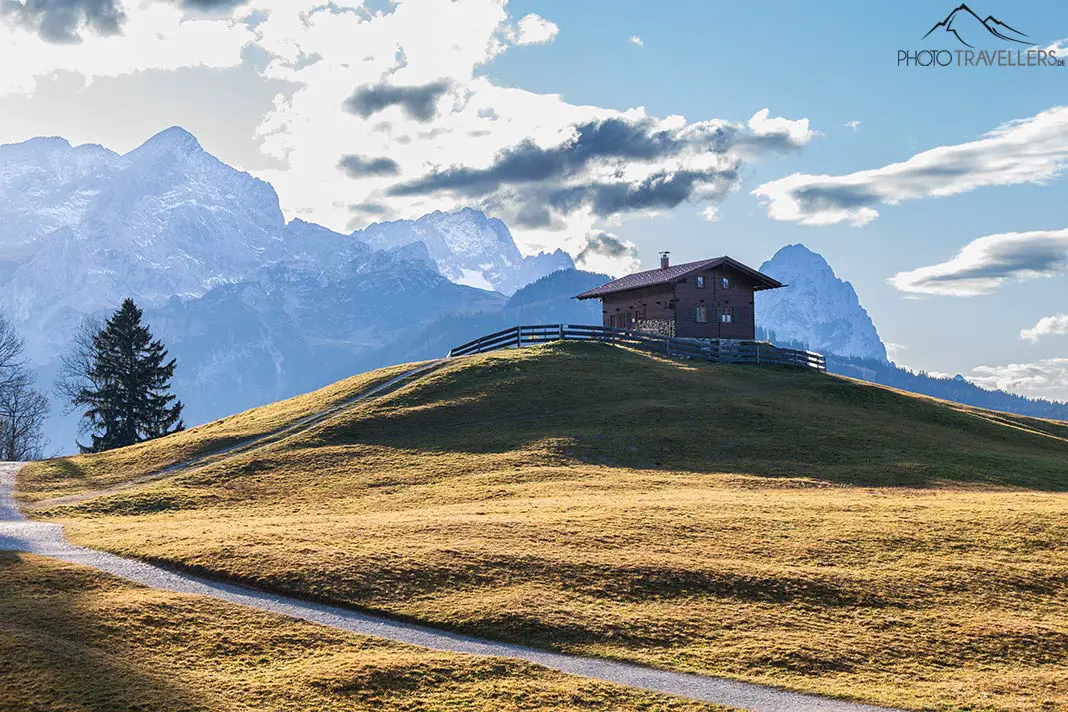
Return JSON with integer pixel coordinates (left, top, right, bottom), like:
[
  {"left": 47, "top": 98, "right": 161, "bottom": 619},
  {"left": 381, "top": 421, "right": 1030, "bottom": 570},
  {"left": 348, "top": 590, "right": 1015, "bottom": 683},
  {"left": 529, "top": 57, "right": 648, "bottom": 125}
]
[{"left": 447, "top": 324, "right": 826, "bottom": 372}]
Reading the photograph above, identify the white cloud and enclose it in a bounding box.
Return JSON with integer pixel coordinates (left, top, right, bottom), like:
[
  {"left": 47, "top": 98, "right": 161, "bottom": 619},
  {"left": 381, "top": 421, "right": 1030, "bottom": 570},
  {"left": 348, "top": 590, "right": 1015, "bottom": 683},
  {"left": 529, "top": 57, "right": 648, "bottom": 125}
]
[
  {"left": 2, "top": 0, "right": 814, "bottom": 261},
  {"left": 699, "top": 205, "right": 720, "bottom": 222},
  {"left": 627, "top": 35, "right": 643, "bottom": 47},
  {"left": 889, "top": 229, "right": 1068, "bottom": 296},
  {"left": 513, "top": 13, "right": 558, "bottom": 45},
  {"left": 845, "top": 119, "right": 861, "bottom": 131},
  {"left": 1021, "top": 314, "right": 1068, "bottom": 342},
  {"left": 1040, "top": 37, "right": 1068, "bottom": 54},
  {"left": 969, "top": 358, "right": 1068, "bottom": 402},
  {"left": 747, "top": 108, "right": 816, "bottom": 148},
  {"left": 0, "top": 1, "right": 253, "bottom": 96},
  {"left": 753, "top": 106, "right": 1068, "bottom": 226}
]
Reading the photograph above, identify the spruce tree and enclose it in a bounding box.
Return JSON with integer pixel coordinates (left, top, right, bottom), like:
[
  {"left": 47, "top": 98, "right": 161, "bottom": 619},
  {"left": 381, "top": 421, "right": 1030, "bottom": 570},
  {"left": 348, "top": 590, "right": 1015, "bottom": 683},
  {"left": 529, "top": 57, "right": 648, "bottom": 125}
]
[{"left": 74, "top": 299, "right": 184, "bottom": 453}]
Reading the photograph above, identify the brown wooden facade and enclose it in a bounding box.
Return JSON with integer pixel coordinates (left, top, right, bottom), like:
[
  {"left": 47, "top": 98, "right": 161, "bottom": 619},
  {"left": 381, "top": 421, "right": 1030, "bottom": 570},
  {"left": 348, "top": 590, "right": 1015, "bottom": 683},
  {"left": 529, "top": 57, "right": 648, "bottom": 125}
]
[{"left": 575, "top": 256, "right": 782, "bottom": 340}]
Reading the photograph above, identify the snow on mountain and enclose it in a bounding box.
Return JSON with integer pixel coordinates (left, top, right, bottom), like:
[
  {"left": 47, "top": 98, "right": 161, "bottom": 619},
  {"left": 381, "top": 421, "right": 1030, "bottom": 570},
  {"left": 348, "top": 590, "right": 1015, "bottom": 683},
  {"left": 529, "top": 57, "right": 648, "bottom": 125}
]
[
  {"left": 355, "top": 207, "right": 574, "bottom": 295},
  {"left": 0, "top": 128, "right": 378, "bottom": 360},
  {"left": 756, "top": 244, "right": 887, "bottom": 361},
  {"left": 0, "top": 137, "right": 120, "bottom": 256}
]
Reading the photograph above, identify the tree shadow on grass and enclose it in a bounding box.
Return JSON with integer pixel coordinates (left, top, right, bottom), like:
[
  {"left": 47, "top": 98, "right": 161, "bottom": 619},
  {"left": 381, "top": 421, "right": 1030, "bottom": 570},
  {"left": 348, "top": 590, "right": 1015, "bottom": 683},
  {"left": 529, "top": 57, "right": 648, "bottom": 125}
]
[
  {"left": 0, "top": 552, "right": 213, "bottom": 712},
  {"left": 25, "top": 457, "right": 88, "bottom": 489}
]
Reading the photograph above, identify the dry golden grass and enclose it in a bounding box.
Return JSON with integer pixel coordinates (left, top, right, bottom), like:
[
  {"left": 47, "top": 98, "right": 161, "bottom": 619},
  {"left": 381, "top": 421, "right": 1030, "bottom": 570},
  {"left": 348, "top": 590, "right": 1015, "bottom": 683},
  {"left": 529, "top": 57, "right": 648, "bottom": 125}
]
[
  {"left": 21, "top": 343, "right": 1068, "bottom": 711},
  {"left": 0, "top": 552, "right": 725, "bottom": 712},
  {"left": 18, "top": 362, "right": 417, "bottom": 504}
]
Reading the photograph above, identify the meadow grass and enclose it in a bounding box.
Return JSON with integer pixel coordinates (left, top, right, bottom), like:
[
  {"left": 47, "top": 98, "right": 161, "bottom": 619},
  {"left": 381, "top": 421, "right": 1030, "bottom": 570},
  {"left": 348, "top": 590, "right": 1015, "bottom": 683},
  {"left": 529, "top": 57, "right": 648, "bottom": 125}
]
[
  {"left": 18, "top": 362, "right": 417, "bottom": 504},
  {"left": 0, "top": 552, "right": 724, "bottom": 711},
  {"left": 20, "top": 342, "right": 1068, "bottom": 711}
]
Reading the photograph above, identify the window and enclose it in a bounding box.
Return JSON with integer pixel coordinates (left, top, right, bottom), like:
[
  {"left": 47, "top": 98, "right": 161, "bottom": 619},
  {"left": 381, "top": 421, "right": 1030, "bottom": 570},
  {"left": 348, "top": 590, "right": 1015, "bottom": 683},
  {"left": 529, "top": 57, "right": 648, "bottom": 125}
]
[
  {"left": 719, "top": 306, "right": 734, "bottom": 324},
  {"left": 696, "top": 275, "right": 706, "bottom": 289},
  {"left": 691, "top": 305, "right": 710, "bottom": 323},
  {"left": 721, "top": 276, "right": 732, "bottom": 289}
]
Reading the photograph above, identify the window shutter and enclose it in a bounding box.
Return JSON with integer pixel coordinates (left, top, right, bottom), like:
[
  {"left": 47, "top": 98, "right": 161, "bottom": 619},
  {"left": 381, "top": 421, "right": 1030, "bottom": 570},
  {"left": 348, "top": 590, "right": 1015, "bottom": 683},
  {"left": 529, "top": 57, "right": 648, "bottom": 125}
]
[{"left": 690, "top": 305, "right": 698, "bottom": 322}]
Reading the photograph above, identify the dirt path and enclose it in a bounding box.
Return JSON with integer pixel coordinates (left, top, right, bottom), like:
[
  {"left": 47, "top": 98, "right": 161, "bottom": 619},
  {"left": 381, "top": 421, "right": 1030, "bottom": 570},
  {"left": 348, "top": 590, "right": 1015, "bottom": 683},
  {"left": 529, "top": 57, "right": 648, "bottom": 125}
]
[{"left": 0, "top": 461, "right": 900, "bottom": 712}]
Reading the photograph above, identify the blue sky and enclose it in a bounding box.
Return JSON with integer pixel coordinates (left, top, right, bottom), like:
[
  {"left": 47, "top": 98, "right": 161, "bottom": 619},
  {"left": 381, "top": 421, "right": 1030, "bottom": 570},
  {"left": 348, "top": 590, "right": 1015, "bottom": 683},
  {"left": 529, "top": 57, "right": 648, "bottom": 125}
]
[
  {"left": 0, "top": 0, "right": 1065, "bottom": 397},
  {"left": 493, "top": 0, "right": 1068, "bottom": 388}
]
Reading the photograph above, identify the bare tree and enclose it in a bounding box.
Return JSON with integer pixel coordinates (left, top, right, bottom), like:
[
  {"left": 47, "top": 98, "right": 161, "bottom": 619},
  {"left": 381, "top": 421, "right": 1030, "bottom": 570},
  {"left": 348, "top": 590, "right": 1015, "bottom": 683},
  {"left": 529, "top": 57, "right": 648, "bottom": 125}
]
[
  {"left": 0, "top": 371, "right": 49, "bottom": 460},
  {"left": 0, "top": 315, "right": 25, "bottom": 393},
  {"left": 55, "top": 316, "right": 103, "bottom": 417},
  {"left": 0, "top": 313, "right": 49, "bottom": 460}
]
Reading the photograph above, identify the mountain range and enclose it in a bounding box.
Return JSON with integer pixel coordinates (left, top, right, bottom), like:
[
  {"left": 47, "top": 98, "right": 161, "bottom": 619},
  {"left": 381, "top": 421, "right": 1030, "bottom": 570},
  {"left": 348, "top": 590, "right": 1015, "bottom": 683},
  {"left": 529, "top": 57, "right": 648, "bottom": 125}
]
[{"left": 0, "top": 127, "right": 1063, "bottom": 451}]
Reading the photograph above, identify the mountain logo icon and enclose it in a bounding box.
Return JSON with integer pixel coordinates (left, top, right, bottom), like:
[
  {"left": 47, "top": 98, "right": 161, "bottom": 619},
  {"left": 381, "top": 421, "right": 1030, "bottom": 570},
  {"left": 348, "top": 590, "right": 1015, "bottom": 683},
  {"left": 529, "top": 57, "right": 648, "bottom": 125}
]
[{"left": 922, "top": 4, "right": 1029, "bottom": 48}]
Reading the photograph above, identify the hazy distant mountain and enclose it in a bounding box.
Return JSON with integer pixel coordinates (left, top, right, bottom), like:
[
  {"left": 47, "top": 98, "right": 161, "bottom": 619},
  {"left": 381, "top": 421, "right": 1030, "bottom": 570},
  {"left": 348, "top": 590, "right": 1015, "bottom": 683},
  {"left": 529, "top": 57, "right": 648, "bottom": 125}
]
[
  {"left": 357, "top": 208, "right": 574, "bottom": 295},
  {"left": 379, "top": 268, "right": 607, "bottom": 364},
  {"left": 756, "top": 244, "right": 887, "bottom": 361},
  {"left": 145, "top": 243, "right": 505, "bottom": 427}
]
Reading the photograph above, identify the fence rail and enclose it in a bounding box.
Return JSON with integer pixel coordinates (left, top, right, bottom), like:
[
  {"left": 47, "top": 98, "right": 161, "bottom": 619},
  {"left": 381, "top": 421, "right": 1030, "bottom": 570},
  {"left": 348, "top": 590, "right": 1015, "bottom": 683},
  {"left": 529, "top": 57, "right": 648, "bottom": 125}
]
[{"left": 448, "top": 324, "right": 826, "bottom": 372}]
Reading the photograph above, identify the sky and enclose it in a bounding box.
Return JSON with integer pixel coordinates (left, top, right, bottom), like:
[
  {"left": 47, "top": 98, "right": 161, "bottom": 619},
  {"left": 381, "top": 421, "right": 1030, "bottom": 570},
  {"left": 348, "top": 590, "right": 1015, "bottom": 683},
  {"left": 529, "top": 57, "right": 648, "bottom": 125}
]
[{"left": 0, "top": 0, "right": 1066, "bottom": 399}]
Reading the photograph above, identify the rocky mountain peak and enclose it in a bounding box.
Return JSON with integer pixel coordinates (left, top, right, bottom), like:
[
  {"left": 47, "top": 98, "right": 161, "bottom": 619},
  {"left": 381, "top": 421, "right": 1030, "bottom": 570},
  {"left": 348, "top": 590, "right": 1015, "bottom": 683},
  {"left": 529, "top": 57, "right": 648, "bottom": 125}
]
[
  {"left": 355, "top": 207, "right": 574, "bottom": 295},
  {"left": 756, "top": 244, "right": 887, "bottom": 361}
]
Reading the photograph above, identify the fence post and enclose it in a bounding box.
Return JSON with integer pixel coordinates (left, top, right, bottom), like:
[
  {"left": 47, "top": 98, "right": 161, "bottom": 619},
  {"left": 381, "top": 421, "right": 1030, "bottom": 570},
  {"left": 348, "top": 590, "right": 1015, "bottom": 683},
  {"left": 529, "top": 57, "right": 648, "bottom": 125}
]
[
  {"left": 516, "top": 325, "right": 523, "bottom": 349},
  {"left": 559, "top": 324, "right": 564, "bottom": 341}
]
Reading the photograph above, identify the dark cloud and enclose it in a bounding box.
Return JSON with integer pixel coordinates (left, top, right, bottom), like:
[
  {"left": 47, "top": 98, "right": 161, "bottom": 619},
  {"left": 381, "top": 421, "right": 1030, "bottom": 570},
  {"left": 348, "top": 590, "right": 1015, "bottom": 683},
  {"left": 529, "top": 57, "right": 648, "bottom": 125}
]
[
  {"left": 344, "top": 81, "right": 451, "bottom": 123},
  {"left": 382, "top": 117, "right": 759, "bottom": 225},
  {"left": 0, "top": 0, "right": 247, "bottom": 42},
  {"left": 549, "top": 169, "right": 739, "bottom": 218},
  {"left": 376, "top": 113, "right": 809, "bottom": 229},
  {"left": 736, "top": 130, "right": 822, "bottom": 156},
  {"left": 890, "top": 230, "right": 1068, "bottom": 296},
  {"left": 793, "top": 184, "right": 882, "bottom": 213},
  {"left": 351, "top": 202, "right": 387, "bottom": 214},
  {"left": 338, "top": 154, "right": 401, "bottom": 178},
  {"left": 1, "top": 0, "right": 124, "bottom": 43},
  {"left": 922, "top": 240, "right": 1068, "bottom": 284},
  {"left": 577, "top": 232, "right": 638, "bottom": 263},
  {"left": 389, "top": 117, "right": 732, "bottom": 199}
]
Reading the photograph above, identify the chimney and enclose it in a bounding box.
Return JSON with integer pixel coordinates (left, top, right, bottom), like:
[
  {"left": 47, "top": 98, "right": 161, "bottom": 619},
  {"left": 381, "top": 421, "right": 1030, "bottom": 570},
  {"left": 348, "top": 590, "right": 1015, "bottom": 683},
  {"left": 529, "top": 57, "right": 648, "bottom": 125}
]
[{"left": 659, "top": 251, "right": 670, "bottom": 269}]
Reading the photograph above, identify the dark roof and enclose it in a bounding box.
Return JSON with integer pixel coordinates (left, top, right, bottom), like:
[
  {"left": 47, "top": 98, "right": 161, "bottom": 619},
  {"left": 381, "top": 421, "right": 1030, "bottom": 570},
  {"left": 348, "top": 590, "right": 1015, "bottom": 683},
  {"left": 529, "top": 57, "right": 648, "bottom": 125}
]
[{"left": 575, "top": 256, "right": 783, "bottom": 300}]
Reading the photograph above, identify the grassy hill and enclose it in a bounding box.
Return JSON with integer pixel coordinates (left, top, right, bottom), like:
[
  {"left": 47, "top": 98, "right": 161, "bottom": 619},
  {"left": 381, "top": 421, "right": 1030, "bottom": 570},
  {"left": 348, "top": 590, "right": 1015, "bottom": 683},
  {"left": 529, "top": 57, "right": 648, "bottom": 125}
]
[
  {"left": 17, "top": 362, "right": 419, "bottom": 505},
  {"left": 20, "top": 342, "right": 1068, "bottom": 711}
]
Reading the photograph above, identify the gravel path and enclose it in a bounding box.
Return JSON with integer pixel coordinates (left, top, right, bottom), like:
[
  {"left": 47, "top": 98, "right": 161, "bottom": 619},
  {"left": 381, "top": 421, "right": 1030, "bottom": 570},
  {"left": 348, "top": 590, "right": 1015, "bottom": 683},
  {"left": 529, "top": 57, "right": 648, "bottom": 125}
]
[{"left": 0, "top": 461, "right": 901, "bottom": 712}]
